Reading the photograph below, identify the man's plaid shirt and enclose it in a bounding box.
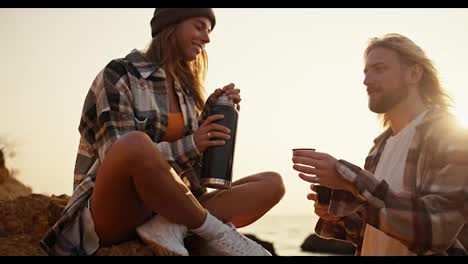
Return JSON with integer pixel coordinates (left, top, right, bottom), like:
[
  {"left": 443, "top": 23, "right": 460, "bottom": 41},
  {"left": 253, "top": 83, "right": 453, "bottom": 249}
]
[{"left": 316, "top": 107, "right": 468, "bottom": 255}]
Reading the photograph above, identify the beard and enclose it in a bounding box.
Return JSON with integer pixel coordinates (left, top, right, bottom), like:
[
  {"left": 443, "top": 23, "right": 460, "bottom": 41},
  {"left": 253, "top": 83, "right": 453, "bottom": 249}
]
[{"left": 368, "top": 83, "right": 409, "bottom": 114}]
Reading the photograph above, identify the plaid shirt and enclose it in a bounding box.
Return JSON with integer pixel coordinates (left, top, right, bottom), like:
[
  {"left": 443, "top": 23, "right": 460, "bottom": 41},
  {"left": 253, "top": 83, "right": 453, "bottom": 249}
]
[
  {"left": 315, "top": 107, "right": 468, "bottom": 256},
  {"left": 40, "top": 49, "right": 216, "bottom": 255}
]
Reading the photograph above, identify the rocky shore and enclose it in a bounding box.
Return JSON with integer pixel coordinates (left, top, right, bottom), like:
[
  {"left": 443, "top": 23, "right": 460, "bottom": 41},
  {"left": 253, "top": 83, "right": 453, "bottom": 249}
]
[
  {"left": 0, "top": 158, "right": 276, "bottom": 256},
  {"left": 0, "top": 151, "right": 353, "bottom": 256}
]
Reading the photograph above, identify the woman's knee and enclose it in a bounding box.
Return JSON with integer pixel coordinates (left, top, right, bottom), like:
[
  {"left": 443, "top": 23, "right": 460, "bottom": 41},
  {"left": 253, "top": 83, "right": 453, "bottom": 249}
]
[
  {"left": 258, "top": 171, "right": 286, "bottom": 201},
  {"left": 112, "top": 131, "right": 162, "bottom": 163},
  {"left": 116, "top": 131, "right": 152, "bottom": 154},
  {"left": 99, "top": 131, "right": 169, "bottom": 184}
]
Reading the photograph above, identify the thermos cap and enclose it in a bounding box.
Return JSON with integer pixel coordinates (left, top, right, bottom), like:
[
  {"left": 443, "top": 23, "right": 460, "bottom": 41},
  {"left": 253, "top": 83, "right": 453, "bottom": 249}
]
[{"left": 216, "top": 93, "right": 235, "bottom": 107}]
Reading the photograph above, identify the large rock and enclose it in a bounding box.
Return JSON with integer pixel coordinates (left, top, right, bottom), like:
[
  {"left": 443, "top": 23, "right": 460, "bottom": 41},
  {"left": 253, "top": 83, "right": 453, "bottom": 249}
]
[
  {"left": 0, "top": 168, "right": 32, "bottom": 201},
  {"left": 301, "top": 233, "right": 356, "bottom": 255},
  {"left": 0, "top": 193, "right": 155, "bottom": 256},
  {"left": 0, "top": 194, "right": 66, "bottom": 256},
  {"left": 0, "top": 155, "right": 154, "bottom": 256}
]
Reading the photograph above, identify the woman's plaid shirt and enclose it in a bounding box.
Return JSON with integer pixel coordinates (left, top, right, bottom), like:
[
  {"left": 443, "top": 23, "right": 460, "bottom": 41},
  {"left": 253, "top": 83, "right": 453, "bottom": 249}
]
[{"left": 40, "top": 49, "right": 216, "bottom": 255}]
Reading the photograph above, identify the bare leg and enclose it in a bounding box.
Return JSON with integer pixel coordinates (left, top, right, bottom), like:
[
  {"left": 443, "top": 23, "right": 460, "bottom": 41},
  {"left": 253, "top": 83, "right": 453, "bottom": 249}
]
[
  {"left": 90, "top": 131, "right": 206, "bottom": 246},
  {"left": 197, "top": 172, "right": 285, "bottom": 228}
]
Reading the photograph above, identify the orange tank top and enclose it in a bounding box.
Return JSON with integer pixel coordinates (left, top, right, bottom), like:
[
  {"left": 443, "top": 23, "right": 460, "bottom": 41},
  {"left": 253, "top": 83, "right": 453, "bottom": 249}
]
[{"left": 161, "top": 112, "right": 185, "bottom": 142}]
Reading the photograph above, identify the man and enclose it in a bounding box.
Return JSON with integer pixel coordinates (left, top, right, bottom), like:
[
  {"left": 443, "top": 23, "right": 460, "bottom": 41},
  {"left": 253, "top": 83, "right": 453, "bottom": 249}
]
[{"left": 292, "top": 33, "right": 468, "bottom": 256}]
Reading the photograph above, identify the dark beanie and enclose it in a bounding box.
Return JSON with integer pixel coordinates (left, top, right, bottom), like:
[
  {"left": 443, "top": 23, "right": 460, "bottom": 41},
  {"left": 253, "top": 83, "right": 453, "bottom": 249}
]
[{"left": 150, "top": 8, "right": 216, "bottom": 38}]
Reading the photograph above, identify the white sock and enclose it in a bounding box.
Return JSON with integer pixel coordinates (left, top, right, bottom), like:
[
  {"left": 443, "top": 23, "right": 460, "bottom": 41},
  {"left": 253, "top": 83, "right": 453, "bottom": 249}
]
[{"left": 190, "top": 211, "right": 227, "bottom": 240}]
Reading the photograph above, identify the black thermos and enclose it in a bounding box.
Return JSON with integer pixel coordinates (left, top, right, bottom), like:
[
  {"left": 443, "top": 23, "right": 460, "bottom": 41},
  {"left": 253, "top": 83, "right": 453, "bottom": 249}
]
[{"left": 201, "top": 93, "right": 239, "bottom": 189}]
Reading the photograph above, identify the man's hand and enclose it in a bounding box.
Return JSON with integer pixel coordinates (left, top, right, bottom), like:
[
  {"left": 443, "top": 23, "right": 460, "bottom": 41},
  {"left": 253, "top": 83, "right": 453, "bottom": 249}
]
[
  {"left": 292, "top": 149, "right": 357, "bottom": 194},
  {"left": 307, "top": 185, "right": 341, "bottom": 222}
]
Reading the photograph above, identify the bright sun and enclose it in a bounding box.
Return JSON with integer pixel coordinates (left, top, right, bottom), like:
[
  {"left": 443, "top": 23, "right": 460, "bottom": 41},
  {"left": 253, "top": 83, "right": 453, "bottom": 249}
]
[{"left": 455, "top": 106, "right": 468, "bottom": 128}]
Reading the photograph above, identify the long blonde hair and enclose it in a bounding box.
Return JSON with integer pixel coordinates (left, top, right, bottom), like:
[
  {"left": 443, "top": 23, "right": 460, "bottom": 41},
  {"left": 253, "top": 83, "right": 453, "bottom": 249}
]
[
  {"left": 145, "top": 24, "right": 208, "bottom": 113},
  {"left": 364, "top": 33, "right": 453, "bottom": 128}
]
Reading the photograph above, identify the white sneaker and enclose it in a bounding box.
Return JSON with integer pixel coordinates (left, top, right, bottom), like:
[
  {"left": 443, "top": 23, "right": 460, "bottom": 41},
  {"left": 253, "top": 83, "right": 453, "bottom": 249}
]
[
  {"left": 136, "top": 215, "right": 189, "bottom": 256},
  {"left": 204, "top": 223, "right": 272, "bottom": 256}
]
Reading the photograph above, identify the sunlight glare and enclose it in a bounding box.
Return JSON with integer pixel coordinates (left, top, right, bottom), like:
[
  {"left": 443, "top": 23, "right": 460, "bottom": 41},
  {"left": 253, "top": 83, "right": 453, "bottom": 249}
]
[{"left": 455, "top": 105, "right": 468, "bottom": 128}]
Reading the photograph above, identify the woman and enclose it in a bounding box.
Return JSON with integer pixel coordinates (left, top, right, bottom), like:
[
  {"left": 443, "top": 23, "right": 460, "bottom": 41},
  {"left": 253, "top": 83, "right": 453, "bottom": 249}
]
[{"left": 41, "top": 8, "right": 285, "bottom": 256}]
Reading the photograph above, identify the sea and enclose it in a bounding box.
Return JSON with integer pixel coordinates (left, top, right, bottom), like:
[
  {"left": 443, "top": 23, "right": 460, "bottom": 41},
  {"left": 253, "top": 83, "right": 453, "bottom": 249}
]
[{"left": 238, "top": 214, "right": 332, "bottom": 256}]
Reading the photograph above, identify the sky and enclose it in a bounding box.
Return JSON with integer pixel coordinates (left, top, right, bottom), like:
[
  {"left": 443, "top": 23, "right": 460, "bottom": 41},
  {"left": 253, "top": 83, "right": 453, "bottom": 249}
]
[{"left": 1, "top": 8, "right": 468, "bottom": 218}]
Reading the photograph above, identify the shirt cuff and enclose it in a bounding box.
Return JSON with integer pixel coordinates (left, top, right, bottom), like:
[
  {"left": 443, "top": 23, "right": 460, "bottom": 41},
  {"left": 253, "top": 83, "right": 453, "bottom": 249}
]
[
  {"left": 189, "top": 133, "right": 201, "bottom": 156},
  {"left": 336, "top": 159, "right": 360, "bottom": 183}
]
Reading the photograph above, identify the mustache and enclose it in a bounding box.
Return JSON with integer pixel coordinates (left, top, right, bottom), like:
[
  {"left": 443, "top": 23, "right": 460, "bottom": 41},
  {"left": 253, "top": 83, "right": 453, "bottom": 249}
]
[{"left": 366, "top": 86, "right": 380, "bottom": 94}]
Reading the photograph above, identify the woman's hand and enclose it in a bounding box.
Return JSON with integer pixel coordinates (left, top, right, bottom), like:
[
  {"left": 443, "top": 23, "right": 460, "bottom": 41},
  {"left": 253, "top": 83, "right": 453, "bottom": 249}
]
[
  {"left": 209, "top": 83, "right": 241, "bottom": 110},
  {"left": 193, "top": 114, "right": 231, "bottom": 153}
]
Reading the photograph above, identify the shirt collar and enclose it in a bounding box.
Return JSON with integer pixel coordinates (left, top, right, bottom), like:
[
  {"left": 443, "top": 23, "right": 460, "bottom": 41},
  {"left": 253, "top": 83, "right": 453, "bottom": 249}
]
[
  {"left": 372, "top": 107, "right": 451, "bottom": 144},
  {"left": 125, "top": 49, "right": 166, "bottom": 79}
]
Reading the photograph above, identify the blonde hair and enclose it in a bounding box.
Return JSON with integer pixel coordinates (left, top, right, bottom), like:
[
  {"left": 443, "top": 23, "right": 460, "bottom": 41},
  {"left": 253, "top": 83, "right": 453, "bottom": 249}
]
[
  {"left": 145, "top": 24, "right": 207, "bottom": 113},
  {"left": 364, "top": 33, "right": 452, "bottom": 128}
]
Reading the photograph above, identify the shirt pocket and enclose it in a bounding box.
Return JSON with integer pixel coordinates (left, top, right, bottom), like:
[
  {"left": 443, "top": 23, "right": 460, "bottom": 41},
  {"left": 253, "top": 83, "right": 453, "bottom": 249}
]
[
  {"left": 133, "top": 113, "right": 159, "bottom": 140},
  {"left": 133, "top": 111, "right": 154, "bottom": 132},
  {"left": 134, "top": 115, "right": 149, "bottom": 131}
]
